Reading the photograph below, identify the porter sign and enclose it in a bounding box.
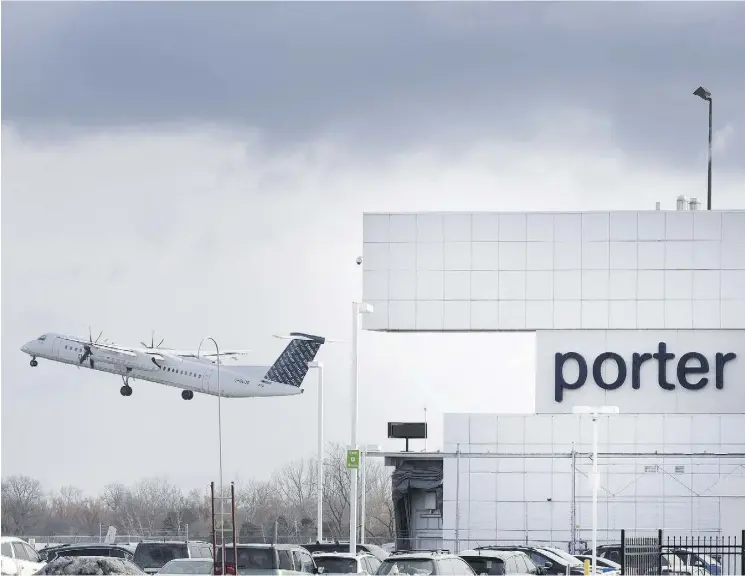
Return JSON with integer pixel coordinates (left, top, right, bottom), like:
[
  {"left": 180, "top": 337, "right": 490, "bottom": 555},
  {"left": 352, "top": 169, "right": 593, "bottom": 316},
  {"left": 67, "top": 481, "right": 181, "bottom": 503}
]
[
  {"left": 554, "top": 343, "right": 736, "bottom": 402},
  {"left": 535, "top": 330, "right": 745, "bottom": 414}
]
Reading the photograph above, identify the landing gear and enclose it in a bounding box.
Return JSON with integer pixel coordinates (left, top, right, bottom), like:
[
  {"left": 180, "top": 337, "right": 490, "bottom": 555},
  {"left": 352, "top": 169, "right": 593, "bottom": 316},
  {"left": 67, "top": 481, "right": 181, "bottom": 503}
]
[
  {"left": 181, "top": 390, "right": 194, "bottom": 400},
  {"left": 120, "top": 369, "right": 133, "bottom": 397},
  {"left": 30, "top": 358, "right": 38, "bottom": 367}
]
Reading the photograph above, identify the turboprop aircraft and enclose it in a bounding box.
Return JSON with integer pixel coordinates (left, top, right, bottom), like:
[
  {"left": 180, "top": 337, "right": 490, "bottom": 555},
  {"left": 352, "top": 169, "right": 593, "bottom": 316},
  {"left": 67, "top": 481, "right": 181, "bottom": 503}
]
[{"left": 20, "top": 330, "right": 326, "bottom": 400}]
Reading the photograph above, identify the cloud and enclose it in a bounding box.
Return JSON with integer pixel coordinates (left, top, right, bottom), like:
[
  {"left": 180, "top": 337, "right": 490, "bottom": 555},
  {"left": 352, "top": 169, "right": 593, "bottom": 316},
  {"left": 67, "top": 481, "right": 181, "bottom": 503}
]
[
  {"left": 2, "top": 111, "right": 744, "bottom": 492},
  {"left": 3, "top": 1, "right": 745, "bottom": 171}
]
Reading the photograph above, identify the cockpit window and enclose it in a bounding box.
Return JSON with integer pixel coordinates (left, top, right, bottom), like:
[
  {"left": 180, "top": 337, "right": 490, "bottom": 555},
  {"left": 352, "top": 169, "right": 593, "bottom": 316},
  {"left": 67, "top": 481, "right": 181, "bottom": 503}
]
[{"left": 37, "top": 335, "right": 47, "bottom": 341}]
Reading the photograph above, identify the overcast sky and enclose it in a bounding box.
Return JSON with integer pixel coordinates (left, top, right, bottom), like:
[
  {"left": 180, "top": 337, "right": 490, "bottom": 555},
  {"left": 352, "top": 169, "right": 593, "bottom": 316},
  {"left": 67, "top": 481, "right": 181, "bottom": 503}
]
[{"left": 2, "top": 1, "right": 744, "bottom": 495}]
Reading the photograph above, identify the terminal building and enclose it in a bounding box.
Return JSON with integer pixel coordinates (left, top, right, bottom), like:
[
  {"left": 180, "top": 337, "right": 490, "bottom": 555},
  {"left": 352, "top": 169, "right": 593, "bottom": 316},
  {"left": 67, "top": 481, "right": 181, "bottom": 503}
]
[{"left": 362, "top": 206, "right": 745, "bottom": 554}]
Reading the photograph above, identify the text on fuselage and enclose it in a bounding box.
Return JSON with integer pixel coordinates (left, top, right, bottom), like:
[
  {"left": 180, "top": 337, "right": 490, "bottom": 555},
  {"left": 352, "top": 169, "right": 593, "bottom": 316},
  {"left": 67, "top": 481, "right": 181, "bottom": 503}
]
[{"left": 554, "top": 342, "right": 737, "bottom": 402}]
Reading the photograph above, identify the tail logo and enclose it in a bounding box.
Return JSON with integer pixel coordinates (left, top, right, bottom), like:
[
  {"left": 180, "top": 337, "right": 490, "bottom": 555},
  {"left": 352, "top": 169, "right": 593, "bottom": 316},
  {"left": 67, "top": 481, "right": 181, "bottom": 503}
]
[{"left": 264, "top": 333, "right": 325, "bottom": 387}]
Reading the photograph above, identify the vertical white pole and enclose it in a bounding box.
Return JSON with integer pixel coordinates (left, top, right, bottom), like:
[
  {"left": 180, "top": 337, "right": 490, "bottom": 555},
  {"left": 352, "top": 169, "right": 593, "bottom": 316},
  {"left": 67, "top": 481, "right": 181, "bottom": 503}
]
[
  {"left": 349, "top": 302, "right": 359, "bottom": 554},
  {"left": 217, "top": 341, "right": 225, "bottom": 571},
  {"left": 424, "top": 407, "right": 428, "bottom": 451},
  {"left": 360, "top": 448, "right": 366, "bottom": 544},
  {"left": 592, "top": 413, "right": 598, "bottom": 576},
  {"left": 317, "top": 363, "right": 324, "bottom": 542},
  {"left": 455, "top": 443, "right": 461, "bottom": 554}
]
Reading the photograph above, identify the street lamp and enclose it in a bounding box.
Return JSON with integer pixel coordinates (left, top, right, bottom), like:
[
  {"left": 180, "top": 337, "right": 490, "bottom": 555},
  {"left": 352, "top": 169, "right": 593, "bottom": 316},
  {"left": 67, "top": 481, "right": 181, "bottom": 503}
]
[
  {"left": 693, "top": 86, "right": 713, "bottom": 210},
  {"left": 349, "top": 301, "right": 374, "bottom": 553},
  {"left": 308, "top": 360, "right": 324, "bottom": 542},
  {"left": 360, "top": 444, "right": 381, "bottom": 544},
  {"left": 198, "top": 337, "right": 224, "bottom": 570},
  {"left": 572, "top": 405, "right": 619, "bottom": 576}
]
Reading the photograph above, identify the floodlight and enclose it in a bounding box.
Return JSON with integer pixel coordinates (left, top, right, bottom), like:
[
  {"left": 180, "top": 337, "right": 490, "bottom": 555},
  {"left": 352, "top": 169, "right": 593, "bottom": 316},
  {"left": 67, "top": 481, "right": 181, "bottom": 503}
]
[{"left": 358, "top": 302, "right": 374, "bottom": 314}]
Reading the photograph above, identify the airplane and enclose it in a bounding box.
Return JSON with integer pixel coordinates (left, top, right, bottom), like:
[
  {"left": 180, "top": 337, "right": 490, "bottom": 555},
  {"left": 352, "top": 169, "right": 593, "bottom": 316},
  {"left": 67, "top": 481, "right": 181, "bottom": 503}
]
[{"left": 20, "top": 330, "right": 326, "bottom": 400}]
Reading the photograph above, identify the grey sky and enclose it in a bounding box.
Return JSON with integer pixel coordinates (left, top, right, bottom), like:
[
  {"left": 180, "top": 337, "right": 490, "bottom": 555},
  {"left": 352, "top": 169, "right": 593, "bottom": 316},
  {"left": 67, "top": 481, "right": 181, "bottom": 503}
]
[
  {"left": 2, "top": 1, "right": 745, "bottom": 495},
  {"left": 3, "top": 1, "right": 745, "bottom": 168}
]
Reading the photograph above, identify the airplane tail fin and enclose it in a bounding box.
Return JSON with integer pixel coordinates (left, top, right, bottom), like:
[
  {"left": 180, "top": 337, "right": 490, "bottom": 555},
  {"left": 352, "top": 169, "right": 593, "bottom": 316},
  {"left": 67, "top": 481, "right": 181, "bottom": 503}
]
[{"left": 263, "top": 332, "right": 326, "bottom": 388}]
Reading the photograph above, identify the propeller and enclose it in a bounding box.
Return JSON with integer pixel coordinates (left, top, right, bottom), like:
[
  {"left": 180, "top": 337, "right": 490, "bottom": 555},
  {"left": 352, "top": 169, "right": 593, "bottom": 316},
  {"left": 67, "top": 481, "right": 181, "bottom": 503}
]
[
  {"left": 78, "top": 326, "right": 102, "bottom": 368},
  {"left": 141, "top": 330, "right": 165, "bottom": 350},
  {"left": 89, "top": 326, "right": 103, "bottom": 345}
]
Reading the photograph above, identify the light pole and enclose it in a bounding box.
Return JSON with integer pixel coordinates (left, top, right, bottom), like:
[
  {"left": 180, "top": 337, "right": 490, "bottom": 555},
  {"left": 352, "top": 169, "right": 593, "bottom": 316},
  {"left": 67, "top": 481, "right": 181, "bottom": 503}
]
[
  {"left": 198, "top": 337, "right": 224, "bottom": 570},
  {"left": 308, "top": 360, "right": 324, "bottom": 542},
  {"left": 693, "top": 86, "right": 713, "bottom": 210},
  {"left": 360, "top": 444, "right": 381, "bottom": 544},
  {"left": 572, "top": 405, "right": 619, "bottom": 576},
  {"left": 349, "top": 301, "right": 373, "bottom": 553}
]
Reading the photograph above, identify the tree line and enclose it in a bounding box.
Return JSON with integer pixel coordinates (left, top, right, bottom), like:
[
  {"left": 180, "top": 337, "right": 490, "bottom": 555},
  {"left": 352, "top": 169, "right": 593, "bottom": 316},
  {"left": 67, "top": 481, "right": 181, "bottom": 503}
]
[{"left": 1, "top": 443, "right": 395, "bottom": 544}]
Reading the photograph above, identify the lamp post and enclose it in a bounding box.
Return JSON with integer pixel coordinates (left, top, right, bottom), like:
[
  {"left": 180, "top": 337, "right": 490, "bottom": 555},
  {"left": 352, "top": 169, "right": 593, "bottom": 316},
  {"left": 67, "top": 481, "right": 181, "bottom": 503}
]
[
  {"left": 572, "top": 405, "right": 619, "bottom": 576},
  {"left": 308, "top": 360, "right": 324, "bottom": 542},
  {"left": 198, "top": 337, "right": 223, "bottom": 570},
  {"left": 360, "top": 444, "right": 381, "bottom": 544},
  {"left": 693, "top": 86, "right": 713, "bottom": 210},
  {"left": 349, "top": 301, "right": 373, "bottom": 553}
]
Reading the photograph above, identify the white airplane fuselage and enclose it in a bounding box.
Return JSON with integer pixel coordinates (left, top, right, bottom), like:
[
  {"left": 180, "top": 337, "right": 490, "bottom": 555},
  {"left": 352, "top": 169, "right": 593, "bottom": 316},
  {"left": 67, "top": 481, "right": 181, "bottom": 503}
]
[{"left": 21, "top": 333, "right": 305, "bottom": 398}]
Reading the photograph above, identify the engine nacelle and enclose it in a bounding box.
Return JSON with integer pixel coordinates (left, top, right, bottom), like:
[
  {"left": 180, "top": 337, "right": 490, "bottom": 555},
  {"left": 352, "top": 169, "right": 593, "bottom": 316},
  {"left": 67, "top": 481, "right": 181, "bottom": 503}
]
[{"left": 90, "top": 350, "right": 160, "bottom": 372}]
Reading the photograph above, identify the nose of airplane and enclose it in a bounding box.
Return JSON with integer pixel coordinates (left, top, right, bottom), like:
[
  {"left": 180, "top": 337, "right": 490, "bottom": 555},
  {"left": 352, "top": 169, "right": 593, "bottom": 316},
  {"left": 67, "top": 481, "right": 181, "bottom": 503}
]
[{"left": 21, "top": 342, "right": 31, "bottom": 354}]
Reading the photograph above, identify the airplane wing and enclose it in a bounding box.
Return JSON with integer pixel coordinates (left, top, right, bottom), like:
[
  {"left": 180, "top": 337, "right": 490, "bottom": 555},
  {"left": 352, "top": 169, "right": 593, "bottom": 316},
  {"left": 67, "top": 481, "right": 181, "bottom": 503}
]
[
  {"left": 65, "top": 336, "right": 138, "bottom": 356},
  {"left": 162, "top": 349, "right": 252, "bottom": 359}
]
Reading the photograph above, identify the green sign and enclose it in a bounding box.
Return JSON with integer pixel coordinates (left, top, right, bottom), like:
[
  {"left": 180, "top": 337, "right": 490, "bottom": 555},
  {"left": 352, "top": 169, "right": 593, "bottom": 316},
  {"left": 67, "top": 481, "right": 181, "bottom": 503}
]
[{"left": 346, "top": 449, "right": 360, "bottom": 469}]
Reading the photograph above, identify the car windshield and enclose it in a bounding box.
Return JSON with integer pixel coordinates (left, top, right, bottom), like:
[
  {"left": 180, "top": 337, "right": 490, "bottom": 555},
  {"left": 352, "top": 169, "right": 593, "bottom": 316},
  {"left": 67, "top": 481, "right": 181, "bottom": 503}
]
[
  {"left": 134, "top": 544, "right": 189, "bottom": 569},
  {"left": 216, "top": 547, "right": 275, "bottom": 570},
  {"left": 378, "top": 558, "right": 435, "bottom": 575},
  {"left": 314, "top": 557, "right": 358, "bottom": 574},
  {"left": 462, "top": 557, "right": 505, "bottom": 575},
  {"left": 157, "top": 559, "right": 213, "bottom": 574},
  {"left": 694, "top": 553, "right": 720, "bottom": 567}
]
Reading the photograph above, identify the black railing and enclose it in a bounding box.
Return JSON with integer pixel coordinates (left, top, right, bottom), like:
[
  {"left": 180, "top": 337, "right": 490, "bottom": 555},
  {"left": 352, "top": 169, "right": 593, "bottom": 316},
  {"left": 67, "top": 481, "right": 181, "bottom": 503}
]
[{"left": 618, "top": 529, "right": 744, "bottom": 576}]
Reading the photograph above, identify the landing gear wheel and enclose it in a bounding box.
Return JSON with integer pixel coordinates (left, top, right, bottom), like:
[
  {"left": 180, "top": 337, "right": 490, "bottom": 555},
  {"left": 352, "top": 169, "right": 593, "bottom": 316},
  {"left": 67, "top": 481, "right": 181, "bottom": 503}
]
[
  {"left": 120, "top": 385, "right": 133, "bottom": 397},
  {"left": 30, "top": 358, "right": 38, "bottom": 367},
  {"left": 182, "top": 390, "right": 194, "bottom": 400}
]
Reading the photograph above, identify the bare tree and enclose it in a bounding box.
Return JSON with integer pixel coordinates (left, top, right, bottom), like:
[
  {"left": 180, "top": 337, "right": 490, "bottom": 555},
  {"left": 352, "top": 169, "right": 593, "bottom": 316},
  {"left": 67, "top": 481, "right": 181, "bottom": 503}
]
[
  {"left": 323, "top": 443, "right": 351, "bottom": 537},
  {"left": 1, "top": 475, "right": 45, "bottom": 536},
  {"left": 2, "top": 445, "right": 397, "bottom": 543},
  {"left": 272, "top": 457, "right": 317, "bottom": 525}
]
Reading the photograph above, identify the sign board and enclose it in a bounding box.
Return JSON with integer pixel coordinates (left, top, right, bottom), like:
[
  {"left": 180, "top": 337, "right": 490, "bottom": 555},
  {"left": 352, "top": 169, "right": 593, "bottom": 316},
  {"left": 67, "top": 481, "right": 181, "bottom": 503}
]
[
  {"left": 346, "top": 449, "right": 360, "bottom": 469},
  {"left": 387, "top": 422, "right": 428, "bottom": 439},
  {"left": 535, "top": 330, "right": 745, "bottom": 414}
]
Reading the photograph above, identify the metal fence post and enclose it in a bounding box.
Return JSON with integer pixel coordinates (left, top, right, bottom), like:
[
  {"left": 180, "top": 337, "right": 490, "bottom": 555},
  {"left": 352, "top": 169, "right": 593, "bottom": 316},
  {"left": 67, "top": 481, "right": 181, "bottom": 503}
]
[
  {"left": 620, "top": 529, "right": 625, "bottom": 576},
  {"left": 657, "top": 529, "right": 663, "bottom": 576},
  {"left": 740, "top": 529, "right": 744, "bottom": 576}
]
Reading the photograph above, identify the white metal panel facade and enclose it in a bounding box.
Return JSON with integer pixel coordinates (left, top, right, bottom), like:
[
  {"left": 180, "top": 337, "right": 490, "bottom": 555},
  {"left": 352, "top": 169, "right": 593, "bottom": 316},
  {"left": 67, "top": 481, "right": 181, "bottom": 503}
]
[
  {"left": 442, "top": 413, "right": 745, "bottom": 550},
  {"left": 361, "top": 210, "right": 745, "bottom": 332}
]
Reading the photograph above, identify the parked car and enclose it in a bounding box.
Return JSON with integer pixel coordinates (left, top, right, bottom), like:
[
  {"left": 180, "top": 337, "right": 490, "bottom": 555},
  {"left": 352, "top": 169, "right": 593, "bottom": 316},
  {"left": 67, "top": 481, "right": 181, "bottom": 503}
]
[
  {"left": 133, "top": 541, "right": 213, "bottom": 574},
  {"left": 472, "top": 546, "right": 586, "bottom": 576},
  {"left": 643, "top": 554, "right": 710, "bottom": 576},
  {"left": 1, "top": 537, "right": 45, "bottom": 576},
  {"left": 311, "top": 551, "right": 381, "bottom": 574},
  {"left": 33, "top": 556, "right": 144, "bottom": 574},
  {"left": 375, "top": 550, "right": 476, "bottom": 575},
  {"left": 670, "top": 549, "right": 721, "bottom": 575},
  {"left": 155, "top": 558, "right": 214, "bottom": 575},
  {"left": 573, "top": 555, "right": 621, "bottom": 574},
  {"left": 212, "top": 543, "right": 319, "bottom": 575},
  {"left": 38, "top": 544, "right": 135, "bottom": 563},
  {"left": 459, "top": 548, "right": 540, "bottom": 575},
  {"left": 304, "top": 542, "right": 389, "bottom": 562}
]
